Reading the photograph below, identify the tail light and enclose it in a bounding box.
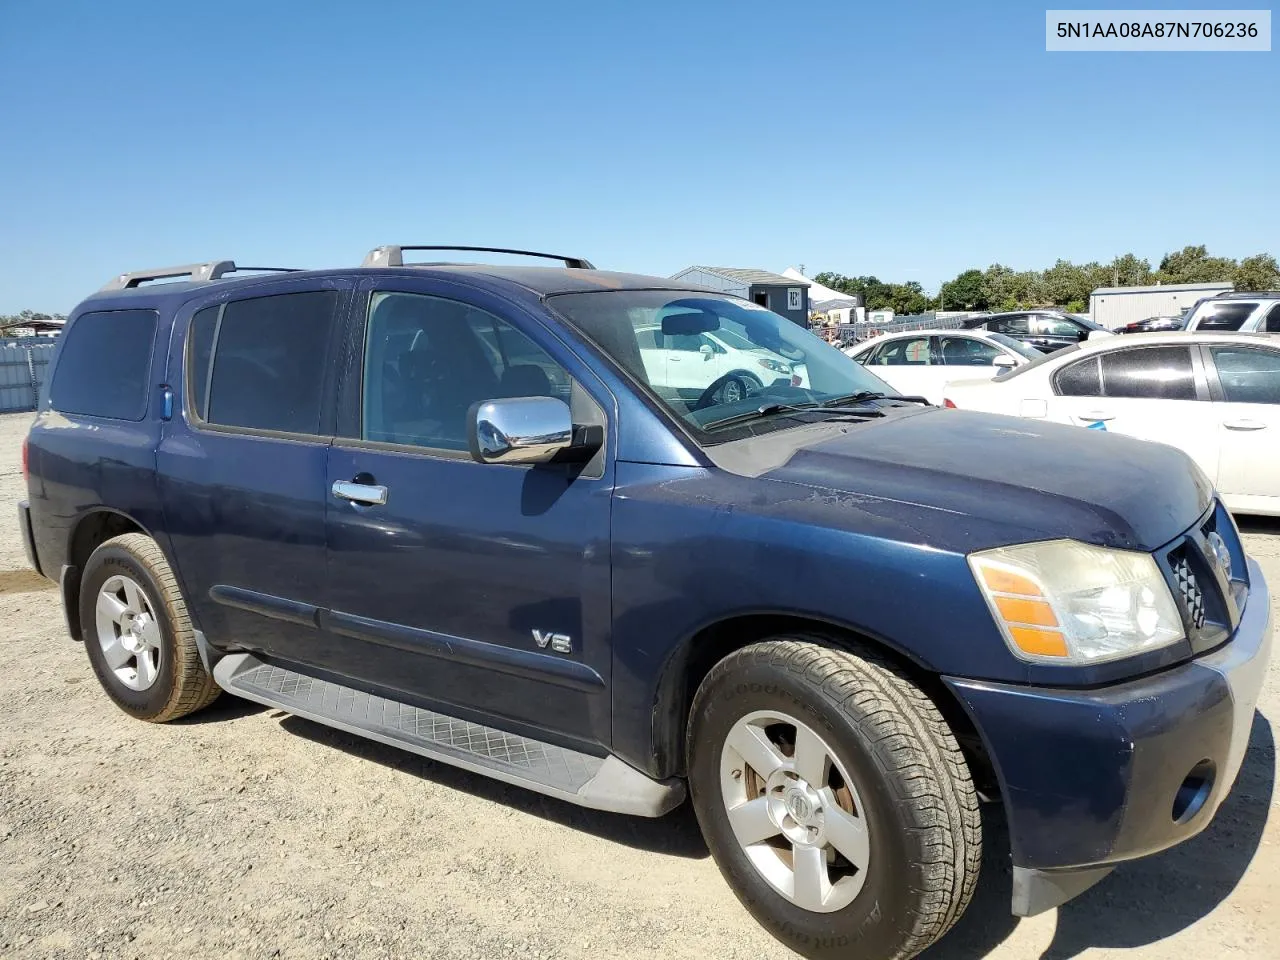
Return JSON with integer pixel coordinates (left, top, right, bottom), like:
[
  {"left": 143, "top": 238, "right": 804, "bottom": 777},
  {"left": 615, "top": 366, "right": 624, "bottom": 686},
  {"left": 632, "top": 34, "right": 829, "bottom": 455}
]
[
  {"left": 21, "top": 436, "right": 29, "bottom": 482},
  {"left": 943, "top": 398, "right": 957, "bottom": 409}
]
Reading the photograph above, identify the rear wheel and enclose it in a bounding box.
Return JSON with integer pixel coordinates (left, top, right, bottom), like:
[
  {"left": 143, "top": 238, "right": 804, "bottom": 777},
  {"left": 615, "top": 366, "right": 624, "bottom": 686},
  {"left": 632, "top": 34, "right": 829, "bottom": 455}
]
[
  {"left": 79, "top": 533, "right": 221, "bottom": 722},
  {"left": 687, "top": 638, "right": 981, "bottom": 960}
]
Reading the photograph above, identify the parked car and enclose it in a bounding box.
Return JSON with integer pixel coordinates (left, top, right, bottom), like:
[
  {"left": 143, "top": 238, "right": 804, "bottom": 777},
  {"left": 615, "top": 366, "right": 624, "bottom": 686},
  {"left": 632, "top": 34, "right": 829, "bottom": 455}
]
[
  {"left": 1118, "top": 313, "right": 1187, "bottom": 334},
  {"left": 1185, "top": 291, "right": 1280, "bottom": 333},
  {"left": 843, "top": 329, "right": 1041, "bottom": 404},
  {"left": 963, "top": 310, "right": 1111, "bottom": 352},
  {"left": 944, "top": 331, "right": 1280, "bottom": 516},
  {"left": 21, "top": 249, "right": 1272, "bottom": 960},
  {"left": 637, "top": 322, "right": 807, "bottom": 404}
]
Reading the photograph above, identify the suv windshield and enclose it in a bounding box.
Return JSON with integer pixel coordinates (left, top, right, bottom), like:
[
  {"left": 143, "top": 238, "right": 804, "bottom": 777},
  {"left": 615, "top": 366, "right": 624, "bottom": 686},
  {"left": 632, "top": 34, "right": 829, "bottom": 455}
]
[{"left": 547, "top": 290, "right": 897, "bottom": 441}]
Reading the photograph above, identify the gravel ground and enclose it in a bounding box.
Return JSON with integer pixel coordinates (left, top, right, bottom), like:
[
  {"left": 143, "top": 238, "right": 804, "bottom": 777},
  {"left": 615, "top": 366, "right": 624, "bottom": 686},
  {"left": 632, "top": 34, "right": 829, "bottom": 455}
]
[{"left": 0, "top": 409, "right": 1276, "bottom": 960}]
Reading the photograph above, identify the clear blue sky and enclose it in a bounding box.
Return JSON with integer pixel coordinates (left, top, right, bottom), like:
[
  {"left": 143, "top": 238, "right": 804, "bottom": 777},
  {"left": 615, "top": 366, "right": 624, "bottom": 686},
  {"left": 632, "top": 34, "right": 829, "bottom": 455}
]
[{"left": 1, "top": 1, "right": 1276, "bottom": 313}]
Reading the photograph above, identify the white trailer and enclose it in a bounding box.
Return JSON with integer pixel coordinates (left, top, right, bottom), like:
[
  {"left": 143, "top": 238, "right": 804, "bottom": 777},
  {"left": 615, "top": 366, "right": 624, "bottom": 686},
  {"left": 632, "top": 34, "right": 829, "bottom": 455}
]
[{"left": 1089, "top": 282, "right": 1232, "bottom": 329}]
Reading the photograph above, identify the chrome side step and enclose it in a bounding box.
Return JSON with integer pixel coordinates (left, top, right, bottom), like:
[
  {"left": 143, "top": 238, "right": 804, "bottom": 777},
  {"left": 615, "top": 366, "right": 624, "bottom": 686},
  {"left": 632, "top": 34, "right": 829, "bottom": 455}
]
[{"left": 212, "top": 654, "right": 684, "bottom": 818}]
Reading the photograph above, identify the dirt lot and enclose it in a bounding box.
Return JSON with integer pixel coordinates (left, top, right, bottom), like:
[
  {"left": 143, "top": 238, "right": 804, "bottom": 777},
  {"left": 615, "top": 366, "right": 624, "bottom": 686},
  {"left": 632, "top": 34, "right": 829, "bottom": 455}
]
[{"left": 0, "top": 410, "right": 1276, "bottom": 960}]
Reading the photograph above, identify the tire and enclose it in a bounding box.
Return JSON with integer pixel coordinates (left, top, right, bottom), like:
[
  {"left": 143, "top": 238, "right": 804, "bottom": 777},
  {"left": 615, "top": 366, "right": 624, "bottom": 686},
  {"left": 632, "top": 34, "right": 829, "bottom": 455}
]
[
  {"left": 720, "top": 376, "right": 749, "bottom": 404},
  {"left": 79, "top": 533, "right": 221, "bottom": 723},
  {"left": 687, "top": 638, "right": 981, "bottom": 960}
]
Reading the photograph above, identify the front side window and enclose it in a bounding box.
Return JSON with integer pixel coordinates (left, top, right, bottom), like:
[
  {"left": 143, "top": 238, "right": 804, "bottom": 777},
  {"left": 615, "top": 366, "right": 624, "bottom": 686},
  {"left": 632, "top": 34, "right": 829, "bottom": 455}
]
[
  {"left": 1262, "top": 303, "right": 1280, "bottom": 333},
  {"left": 1210, "top": 347, "right": 1280, "bottom": 405},
  {"left": 362, "top": 292, "right": 570, "bottom": 451},
  {"left": 938, "top": 336, "right": 1001, "bottom": 366},
  {"left": 188, "top": 290, "right": 339, "bottom": 434},
  {"left": 546, "top": 290, "right": 895, "bottom": 440},
  {"left": 1100, "top": 346, "right": 1196, "bottom": 401},
  {"left": 50, "top": 309, "right": 156, "bottom": 420}
]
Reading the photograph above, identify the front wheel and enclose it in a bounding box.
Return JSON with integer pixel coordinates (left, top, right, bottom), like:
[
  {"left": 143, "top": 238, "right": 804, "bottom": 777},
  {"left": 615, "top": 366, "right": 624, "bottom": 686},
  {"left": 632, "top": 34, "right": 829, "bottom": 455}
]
[{"left": 687, "top": 638, "right": 981, "bottom": 960}]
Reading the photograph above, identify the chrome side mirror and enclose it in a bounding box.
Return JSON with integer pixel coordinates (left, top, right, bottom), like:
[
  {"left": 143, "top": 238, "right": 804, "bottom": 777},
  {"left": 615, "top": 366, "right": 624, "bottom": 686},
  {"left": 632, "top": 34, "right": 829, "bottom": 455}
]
[{"left": 468, "top": 396, "right": 574, "bottom": 465}]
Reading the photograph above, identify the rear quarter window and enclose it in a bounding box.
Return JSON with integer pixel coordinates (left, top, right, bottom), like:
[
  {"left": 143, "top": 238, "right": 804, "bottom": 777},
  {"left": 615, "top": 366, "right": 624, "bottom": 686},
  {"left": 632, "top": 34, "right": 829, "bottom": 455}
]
[{"left": 49, "top": 309, "right": 157, "bottom": 420}]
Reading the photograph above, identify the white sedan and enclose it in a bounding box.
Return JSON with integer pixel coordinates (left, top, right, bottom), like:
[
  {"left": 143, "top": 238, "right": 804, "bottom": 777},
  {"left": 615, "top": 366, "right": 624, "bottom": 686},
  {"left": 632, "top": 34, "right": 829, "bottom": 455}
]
[
  {"left": 843, "top": 329, "right": 1041, "bottom": 405},
  {"left": 943, "top": 332, "right": 1280, "bottom": 516},
  {"left": 638, "top": 324, "right": 806, "bottom": 403}
]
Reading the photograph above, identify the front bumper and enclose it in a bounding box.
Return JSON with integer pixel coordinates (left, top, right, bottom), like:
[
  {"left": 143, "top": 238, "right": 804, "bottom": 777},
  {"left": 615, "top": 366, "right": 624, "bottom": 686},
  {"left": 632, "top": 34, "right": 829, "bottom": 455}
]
[{"left": 945, "top": 557, "right": 1272, "bottom": 916}]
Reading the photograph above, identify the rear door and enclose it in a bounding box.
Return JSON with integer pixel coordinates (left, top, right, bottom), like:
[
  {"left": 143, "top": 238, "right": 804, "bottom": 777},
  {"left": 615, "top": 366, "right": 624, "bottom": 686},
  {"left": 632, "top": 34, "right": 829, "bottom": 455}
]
[
  {"left": 1205, "top": 343, "right": 1280, "bottom": 511},
  {"left": 158, "top": 279, "right": 351, "bottom": 665},
  {"left": 1046, "top": 344, "right": 1221, "bottom": 479},
  {"left": 321, "top": 277, "right": 615, "bottom": 748}
]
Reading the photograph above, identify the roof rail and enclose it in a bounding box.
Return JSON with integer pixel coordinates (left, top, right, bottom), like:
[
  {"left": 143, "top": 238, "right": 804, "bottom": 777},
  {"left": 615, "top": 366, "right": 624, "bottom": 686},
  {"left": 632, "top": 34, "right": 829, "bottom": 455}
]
[
  {"left": 361, "top": 245, "right": 595, "bottom": 270},
  {"left": 100, "top": 261, "right": 300, "bottom": 292}
]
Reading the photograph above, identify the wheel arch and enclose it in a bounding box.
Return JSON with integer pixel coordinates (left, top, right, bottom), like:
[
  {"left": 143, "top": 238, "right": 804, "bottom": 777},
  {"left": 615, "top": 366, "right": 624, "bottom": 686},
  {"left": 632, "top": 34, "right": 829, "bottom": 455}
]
[
  {"left": 62, "top": 508, "right": 154, "bottom": 642},
  {"left": 649, "top": 611, "right": 994, "bottom": 792}
]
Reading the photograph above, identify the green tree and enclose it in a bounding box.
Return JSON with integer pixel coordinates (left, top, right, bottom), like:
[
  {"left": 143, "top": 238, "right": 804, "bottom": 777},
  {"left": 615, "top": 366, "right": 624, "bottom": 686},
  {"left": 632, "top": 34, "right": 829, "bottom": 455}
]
[
  {"left": 1233, "top": 254, "right": 1280, "bottom": 292},
  {"left": 940, "top": 269, "right": 986, "bottom": 310},
  {"left": 1042, "top": 259, "right": 1091, "bottom": 306},
  {"left": 1107, "top": 253, "right": 1153, "bottom": 287},
  {"left": 1156, "top": 245, "right": 1237, "bottom": 284}
]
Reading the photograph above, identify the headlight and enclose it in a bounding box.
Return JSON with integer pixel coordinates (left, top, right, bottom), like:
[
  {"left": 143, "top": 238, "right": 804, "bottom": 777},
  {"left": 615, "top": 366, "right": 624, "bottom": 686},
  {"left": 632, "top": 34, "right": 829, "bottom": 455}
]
[
  {"left": 969, "top": 540, "right": 1184, "bottom": 664},
  {"left": 757, "top": 358, "right": 791, "bottom": 374}
]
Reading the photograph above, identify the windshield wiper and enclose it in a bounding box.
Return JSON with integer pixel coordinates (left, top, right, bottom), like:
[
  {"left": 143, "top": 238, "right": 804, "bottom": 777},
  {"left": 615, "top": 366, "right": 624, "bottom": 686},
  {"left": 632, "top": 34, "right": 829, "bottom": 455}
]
[
  {"left": 703, "top": 401, "right": 885, "bottom": 431},
  {"left": 825, "top": 391, "right": 932, "bottom": 407}
]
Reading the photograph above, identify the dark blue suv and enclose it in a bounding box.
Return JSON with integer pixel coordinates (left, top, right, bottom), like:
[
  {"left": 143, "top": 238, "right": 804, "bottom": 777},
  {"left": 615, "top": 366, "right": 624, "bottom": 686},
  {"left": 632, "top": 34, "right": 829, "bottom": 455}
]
[{"left": 19, "top": 247, "right": 1272, "bottom": 960}]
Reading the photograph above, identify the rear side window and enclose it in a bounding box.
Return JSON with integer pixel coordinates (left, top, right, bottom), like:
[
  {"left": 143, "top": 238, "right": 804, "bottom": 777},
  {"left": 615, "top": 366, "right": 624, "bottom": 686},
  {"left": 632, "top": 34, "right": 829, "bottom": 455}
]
[
  {"left": 1100, "top": 346, "right": 1196, "bottom": 400},
  {"left": 187, "top": 291, "right": 339, "bottom": 434},
  {"left": 50, "top": 309, "right": 156, "bottom": 420},
  {"left": 1054, "top": 357, "right": 1102, "bottom": 396}
]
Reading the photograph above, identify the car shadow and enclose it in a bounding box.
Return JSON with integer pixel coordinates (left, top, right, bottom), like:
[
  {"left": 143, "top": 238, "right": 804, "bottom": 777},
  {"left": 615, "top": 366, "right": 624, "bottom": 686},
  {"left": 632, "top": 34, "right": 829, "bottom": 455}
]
[
  {"left": 170, "top": 694, "right": 266, "bottom": 724},
  {"left": 1236, "top": 515, "right": 1280, "bottom": 536},
  {"left": 276, "top": 713, "right": 710, "bottom": 859},
  {"left": 925, "top": 711, "right": 1274, "bottom": 959}
]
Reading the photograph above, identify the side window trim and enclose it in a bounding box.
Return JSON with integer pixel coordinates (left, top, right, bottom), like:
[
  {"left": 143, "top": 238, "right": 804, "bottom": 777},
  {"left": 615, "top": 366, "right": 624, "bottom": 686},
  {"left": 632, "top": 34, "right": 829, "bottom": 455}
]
[
  {"left": 1052, "top": 356, "right": 1101, "bottom": 397},
  {"left": 336, "top": 278, "right": 617, "bottom": 469},
  {"left": 1203, "top": 343, "right": 1280, "bottom": 405},
  {"left": 1098, "top": 345, "right": 1200, "bottom": 401},
  {"left": 1262, "top": 302, "right": 1280, "bottom": 333},
  {"left": 179, "top": 279, "right": 353, "bottom": 441}
]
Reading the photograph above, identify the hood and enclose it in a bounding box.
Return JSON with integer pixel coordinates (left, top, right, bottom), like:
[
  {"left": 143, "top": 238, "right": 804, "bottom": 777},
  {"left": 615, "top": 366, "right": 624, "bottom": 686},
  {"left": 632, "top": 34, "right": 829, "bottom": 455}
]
[{"left": 716, "top": 408, "right": 1212, "bottom": 553}]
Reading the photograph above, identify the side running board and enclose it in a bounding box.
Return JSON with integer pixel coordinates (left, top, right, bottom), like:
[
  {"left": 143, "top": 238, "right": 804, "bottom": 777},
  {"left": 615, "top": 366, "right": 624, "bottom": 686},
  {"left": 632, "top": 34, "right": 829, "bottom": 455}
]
[{"left": 212, "top": 654, "right": 685, "bottom": 818}]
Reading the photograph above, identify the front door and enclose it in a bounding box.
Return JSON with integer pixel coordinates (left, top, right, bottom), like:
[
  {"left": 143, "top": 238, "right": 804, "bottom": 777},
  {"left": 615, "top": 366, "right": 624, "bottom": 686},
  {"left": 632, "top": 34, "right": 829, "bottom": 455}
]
[
  {"left": 1047, "top": 344, "right": 1222, "bottom": 480},
  {"left": 157, "top": 280, "right": 350, "bottom": 665},
  {"left": 322, "top": 280, "right": 615, "bottom": 749},
  {"left": 1207, "top": 343, "right": 1280, "bottom": 511}
]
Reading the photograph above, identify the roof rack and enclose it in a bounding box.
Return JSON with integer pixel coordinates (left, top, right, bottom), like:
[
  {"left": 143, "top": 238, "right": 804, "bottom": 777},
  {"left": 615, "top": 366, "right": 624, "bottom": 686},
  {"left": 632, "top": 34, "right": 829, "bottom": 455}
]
[
  {"left": 361, "top": 245, "right": 595, "bottom": 270},
  {"left": 1214, "top": 289, "right": 1280, "bottom": 298},
  {"left": 100, "top": 261, "right": 300, "bottom": 292}
]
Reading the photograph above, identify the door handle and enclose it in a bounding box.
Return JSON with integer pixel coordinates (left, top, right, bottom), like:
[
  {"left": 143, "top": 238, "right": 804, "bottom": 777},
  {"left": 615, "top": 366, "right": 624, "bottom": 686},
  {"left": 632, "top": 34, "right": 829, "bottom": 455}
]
[
  {"left": 332, "top": 480, "right": 388, "bottom": 505},
  {"left": 1082, "top": 411, "right": 1115, "bottom": 422},
  {"left": 1223, "top": 419, "right": 1267, "bottom": 431}
]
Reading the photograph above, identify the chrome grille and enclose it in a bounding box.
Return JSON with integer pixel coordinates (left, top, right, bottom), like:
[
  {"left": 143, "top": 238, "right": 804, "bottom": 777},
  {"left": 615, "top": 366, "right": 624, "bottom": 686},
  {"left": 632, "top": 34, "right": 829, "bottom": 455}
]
[{"left": 1169, "top": 547, "right": 1207, "bottom": 630}]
